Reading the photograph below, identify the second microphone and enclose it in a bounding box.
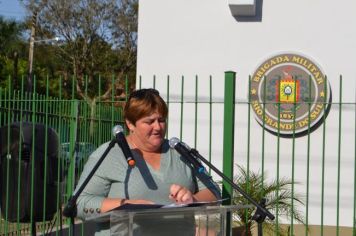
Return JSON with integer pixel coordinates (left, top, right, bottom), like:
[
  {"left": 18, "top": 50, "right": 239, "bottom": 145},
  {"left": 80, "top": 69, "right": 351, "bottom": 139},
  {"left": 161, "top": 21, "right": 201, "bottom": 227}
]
[{"left": 112, "top": 125, "right": 136, "bottom": 167}]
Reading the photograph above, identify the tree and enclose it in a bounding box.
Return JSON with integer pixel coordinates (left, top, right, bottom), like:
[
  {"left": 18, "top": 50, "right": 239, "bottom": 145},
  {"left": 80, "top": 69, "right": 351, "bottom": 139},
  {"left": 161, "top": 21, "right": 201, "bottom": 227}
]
[
  {"left": 21, "top": 0, "right": 138, "bottom": 101},
  {"left": 21, "top": 0, "right": 138, "bottom": 135},
  {"left": 0, "top": 16, "right": 27, "bottom": 89},
  {"left": 108, "top": 0, "right": 138, "bottom": 95}
]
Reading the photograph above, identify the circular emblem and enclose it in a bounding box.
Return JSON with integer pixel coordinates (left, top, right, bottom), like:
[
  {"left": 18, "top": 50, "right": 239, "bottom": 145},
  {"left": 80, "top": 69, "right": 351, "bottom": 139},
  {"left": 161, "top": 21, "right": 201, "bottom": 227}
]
[{"left": 250, "top": 53, "right": 332, "bottom": 137}]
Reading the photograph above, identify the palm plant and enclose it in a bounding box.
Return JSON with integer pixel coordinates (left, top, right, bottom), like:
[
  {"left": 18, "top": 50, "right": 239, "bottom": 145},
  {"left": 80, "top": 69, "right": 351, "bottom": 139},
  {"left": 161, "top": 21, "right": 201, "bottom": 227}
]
[{"left": 231, "top": 165, "right": 306, "bottom": 236}]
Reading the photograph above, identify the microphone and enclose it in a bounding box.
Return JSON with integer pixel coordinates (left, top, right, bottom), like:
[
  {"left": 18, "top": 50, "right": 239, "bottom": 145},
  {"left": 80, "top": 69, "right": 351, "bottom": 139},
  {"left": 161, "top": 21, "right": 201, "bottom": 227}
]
[
  {"left": 169, "top": 137, "right": 205, "bottom": 173},
  {"left": 170, "top": 139, "right": 276, "bottom": 223},
  {"left": 112, "top": 125, "right": 135, "bottom": 167}
]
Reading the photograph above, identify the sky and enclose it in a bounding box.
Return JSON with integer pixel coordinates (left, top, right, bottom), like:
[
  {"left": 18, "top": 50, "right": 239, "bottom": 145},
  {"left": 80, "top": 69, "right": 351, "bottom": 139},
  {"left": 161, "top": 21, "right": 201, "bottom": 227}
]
[{"left": 0, "top": 0, "right": 26, "bottom": 21}]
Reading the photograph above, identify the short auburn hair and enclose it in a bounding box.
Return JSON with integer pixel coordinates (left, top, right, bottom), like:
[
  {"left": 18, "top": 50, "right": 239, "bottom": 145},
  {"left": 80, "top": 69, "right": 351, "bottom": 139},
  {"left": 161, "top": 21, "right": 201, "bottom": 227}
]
[{"left": 124, "top": 88, "right": 168, "bottom": 125}]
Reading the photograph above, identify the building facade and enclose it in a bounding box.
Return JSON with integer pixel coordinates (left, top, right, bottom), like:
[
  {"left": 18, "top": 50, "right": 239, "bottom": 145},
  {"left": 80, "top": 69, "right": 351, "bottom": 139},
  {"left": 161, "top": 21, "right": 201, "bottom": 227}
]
[{"left": 137, "top": 0, "right": 356, "bottom": 230}]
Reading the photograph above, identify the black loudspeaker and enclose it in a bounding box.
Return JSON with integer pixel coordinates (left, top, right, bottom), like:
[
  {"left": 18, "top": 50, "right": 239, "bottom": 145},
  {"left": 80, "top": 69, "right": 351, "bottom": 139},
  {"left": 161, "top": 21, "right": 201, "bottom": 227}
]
[{"left": 0, "top": 122, "right": 61, "bottom": 223}]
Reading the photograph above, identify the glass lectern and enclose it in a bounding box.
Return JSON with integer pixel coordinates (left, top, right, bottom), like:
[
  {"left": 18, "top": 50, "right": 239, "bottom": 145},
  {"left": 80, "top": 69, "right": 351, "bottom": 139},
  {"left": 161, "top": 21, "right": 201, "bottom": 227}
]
[{"left": 88, "top": 204, "right": 251, "bottom": 236}]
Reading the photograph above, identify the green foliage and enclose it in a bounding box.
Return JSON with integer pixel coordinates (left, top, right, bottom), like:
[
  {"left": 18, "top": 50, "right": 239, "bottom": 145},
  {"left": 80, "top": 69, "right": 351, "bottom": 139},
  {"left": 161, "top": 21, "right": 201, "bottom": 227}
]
[
  {"left": 0, "top": 16, "right": 26, "bottom": 55},
  {"left": 21, "top": 0, "right": 138, "bottom": 102},
  {"left": 0, "top": 16, "right": 28, "bottom": 90},
  {"left": 232, "top": 165, "right": 306, "bottom": 236},
  {"left": 0, "top": 1, "right": 138, "bottom": 99}
]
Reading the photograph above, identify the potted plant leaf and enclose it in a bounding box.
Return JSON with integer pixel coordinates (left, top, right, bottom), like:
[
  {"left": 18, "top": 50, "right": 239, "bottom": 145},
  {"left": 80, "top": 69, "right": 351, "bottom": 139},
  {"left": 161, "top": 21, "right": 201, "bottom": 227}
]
[{"left": 231, "top": 165, "right": 306, "bottom": 236}]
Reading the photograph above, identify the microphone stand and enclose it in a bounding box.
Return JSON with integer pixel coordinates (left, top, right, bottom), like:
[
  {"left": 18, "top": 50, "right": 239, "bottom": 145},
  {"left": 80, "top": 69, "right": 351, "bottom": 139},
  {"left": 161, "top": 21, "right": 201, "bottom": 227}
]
[
  {"left": 189, "top": 148, "right": 275, "bottom": 236},
  {"left": 62, "top": 138, "right": 117, "bottom": 236}
]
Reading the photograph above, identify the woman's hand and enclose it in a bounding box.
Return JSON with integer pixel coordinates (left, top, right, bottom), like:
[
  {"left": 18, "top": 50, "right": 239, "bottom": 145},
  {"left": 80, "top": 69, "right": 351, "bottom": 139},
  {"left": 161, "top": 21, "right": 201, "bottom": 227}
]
[{"left": 169, "top": 184, "right": 194, "bottom": 204}]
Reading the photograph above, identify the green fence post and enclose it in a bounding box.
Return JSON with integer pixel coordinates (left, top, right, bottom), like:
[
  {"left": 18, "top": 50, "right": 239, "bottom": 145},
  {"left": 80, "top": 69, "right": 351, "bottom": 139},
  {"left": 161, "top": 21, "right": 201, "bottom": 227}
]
[
  {"left": 223, "top": 71, "right": 236, "bottom": 236},
  {"left": 66, "top": 99, "right": 79, "bottom": 205}
]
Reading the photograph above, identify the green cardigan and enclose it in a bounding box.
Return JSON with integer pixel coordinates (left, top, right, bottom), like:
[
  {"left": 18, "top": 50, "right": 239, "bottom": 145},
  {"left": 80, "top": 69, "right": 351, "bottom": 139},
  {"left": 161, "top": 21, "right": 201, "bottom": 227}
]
[{"left": 75, "top": 140, "right": 220, "bottom": 235}]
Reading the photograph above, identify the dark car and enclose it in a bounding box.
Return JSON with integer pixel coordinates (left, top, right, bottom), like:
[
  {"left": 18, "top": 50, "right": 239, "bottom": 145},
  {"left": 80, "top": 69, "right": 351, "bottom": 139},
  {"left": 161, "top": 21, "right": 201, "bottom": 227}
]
[{"left": 61, "top": 142, "right": 96, "bottom": 173}]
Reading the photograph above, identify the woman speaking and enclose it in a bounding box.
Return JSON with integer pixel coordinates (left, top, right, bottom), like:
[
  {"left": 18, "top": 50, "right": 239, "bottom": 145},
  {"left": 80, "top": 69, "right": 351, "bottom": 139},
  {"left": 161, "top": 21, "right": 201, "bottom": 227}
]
[{"left": 75, "top": 88, "right": 220, "bottom": 235}]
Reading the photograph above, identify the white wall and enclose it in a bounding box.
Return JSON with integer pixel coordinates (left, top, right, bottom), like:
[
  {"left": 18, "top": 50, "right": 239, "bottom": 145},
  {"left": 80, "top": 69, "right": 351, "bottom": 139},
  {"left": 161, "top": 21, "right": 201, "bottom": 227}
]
[{"left": 137, "top": 0, "right": 356, "bottom": 227}]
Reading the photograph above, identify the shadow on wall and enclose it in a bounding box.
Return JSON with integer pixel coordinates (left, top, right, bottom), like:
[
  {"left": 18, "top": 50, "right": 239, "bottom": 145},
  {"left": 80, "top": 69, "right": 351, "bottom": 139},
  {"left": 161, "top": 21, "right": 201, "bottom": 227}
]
[{"left": 234, "top": 0, "right": 264, "bottom": 22}]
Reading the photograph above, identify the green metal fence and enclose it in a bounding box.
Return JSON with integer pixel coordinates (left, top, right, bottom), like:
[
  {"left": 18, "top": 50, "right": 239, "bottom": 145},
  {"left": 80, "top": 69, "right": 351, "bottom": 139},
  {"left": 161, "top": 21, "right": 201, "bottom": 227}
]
[
  {"left": 0, "top": 76, "right": 125, "bottom": 235},
  {"left": 0, "top": 72, "right": 355, "bottom": 236},
  {"left": 138, "top": 72, "right": 356, "bottom": 236}
]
